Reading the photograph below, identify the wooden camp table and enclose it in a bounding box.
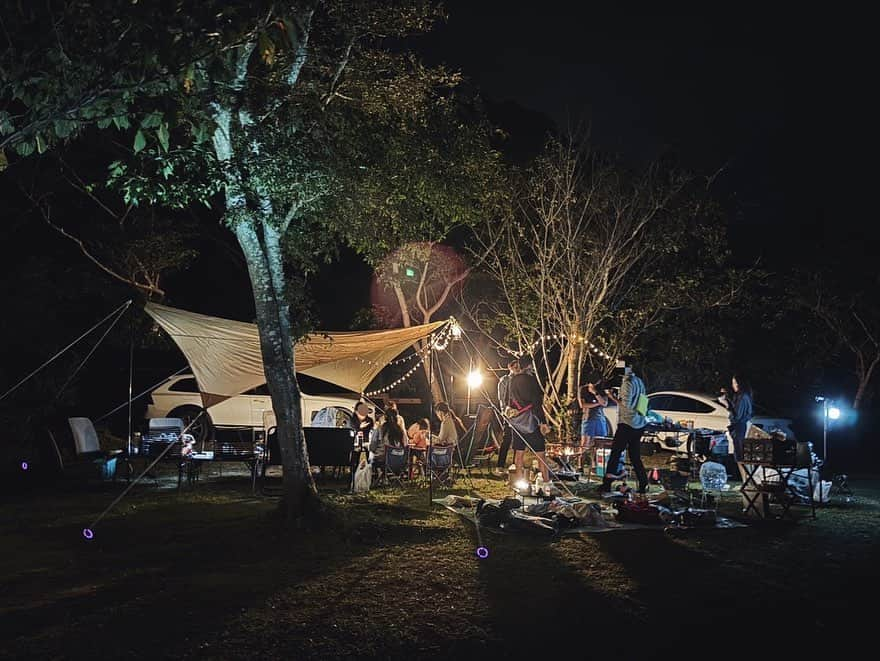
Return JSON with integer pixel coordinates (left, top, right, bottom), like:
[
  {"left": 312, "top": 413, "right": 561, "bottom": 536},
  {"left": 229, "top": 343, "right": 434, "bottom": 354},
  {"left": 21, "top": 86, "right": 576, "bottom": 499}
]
[{"left": 739, "top": 461, "right": 816, "bottom": 520}]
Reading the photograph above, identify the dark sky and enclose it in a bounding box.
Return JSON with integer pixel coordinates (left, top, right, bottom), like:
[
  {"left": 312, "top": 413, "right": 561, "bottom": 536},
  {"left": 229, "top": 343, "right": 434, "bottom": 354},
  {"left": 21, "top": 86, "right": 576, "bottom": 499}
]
[
  {"left": 317, "top": 4, "right": 811, "bottom": 326},
  {"left": 413, "top": 3, "right": 845, "bottom": 262}
]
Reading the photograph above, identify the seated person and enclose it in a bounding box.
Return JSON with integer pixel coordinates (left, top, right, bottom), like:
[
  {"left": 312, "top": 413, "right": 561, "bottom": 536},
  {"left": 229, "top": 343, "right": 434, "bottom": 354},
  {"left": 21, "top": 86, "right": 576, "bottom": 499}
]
[
  {"left": 370, "top": 411, "right": 405, "bottom": 467},
  {"left": 434, "top": 402, "right": 464, "bottom": 447},
  {"left": 407, "top": 418, "right": 430, "bottom": 450},
  {"left": 407, "top": 418, "right": 430, "bottom": 475},
  {"left": 376, "top": 400, "right": 406, "bottom": 431}
]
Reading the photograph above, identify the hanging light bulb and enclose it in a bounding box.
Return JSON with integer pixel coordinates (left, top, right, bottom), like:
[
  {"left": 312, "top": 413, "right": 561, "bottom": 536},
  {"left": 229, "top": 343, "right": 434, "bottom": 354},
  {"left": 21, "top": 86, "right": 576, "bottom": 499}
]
[{"left": 467, "top": 369, "right": 483, "bottom": 389}]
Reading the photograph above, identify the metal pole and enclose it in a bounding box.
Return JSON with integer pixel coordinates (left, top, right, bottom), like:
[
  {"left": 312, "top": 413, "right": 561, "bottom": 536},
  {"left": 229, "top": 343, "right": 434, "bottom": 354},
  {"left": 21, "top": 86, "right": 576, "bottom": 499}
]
[
  {"left": 823, "top": 399, "right": 828, "bottom": 465},
  {"left": 127, "top": 313, "right": 135, "bottom": 456},
  {"left": 466, "top": 358, "right": 472, "bottom": 417},
  {"left": 428, "top": 346, "right": 433, "bottom": 509}
]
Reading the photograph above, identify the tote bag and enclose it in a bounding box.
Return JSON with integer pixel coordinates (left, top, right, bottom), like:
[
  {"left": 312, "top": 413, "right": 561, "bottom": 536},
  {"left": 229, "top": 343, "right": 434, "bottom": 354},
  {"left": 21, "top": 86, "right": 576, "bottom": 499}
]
[{"left": 505, "top": 400, "right": 539, "bottom": 434}]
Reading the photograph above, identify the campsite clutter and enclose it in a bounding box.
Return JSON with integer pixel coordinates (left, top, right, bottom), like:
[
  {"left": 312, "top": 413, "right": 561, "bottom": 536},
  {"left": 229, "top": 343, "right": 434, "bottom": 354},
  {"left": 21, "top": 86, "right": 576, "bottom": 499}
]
[{"left": 7, "top": 300, "right": 828, "bottom": 543}]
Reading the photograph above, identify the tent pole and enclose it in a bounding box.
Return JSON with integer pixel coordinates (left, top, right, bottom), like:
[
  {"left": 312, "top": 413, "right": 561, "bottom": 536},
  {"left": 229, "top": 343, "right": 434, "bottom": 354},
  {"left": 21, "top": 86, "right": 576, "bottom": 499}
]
[
  {"left": 428, "top": 344, "right": 433, "bottom": 509},
  {"left": 127, "top": 311, "right": 135, "bottom": 457}
]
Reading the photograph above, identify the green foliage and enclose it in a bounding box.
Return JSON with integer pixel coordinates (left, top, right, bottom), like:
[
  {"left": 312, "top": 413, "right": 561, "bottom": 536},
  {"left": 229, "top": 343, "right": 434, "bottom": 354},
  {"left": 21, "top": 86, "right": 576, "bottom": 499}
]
[
  {"left": 0, "top": 1, "right": 280, "bottom": 155},
  {"left": 323, "top": 80, "right": 505, "bottom": 265}
]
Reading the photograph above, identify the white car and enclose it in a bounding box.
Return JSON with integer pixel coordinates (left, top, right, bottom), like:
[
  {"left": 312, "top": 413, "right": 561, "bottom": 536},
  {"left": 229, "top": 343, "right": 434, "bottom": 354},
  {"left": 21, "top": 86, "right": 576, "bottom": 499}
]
[
  {"left": 605, "top": 390, "right": 796, "bottom": 453},
  {"left": 145, "top": 374, "right": 361, "bottom": 443}
]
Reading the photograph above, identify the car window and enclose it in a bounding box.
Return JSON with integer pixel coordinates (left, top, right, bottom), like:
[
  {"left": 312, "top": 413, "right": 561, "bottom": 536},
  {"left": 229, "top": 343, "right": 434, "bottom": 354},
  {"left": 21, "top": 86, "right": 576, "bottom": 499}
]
[
  {"left": 243, "top": 384, "right": 271, "bottom": 396},
  {"left": 310, "top": 406, "right": 352, "bottom": 427},
  {"left": 169, "top": 378, "right": 199, "bottom": 393},
  {"left": 649, "top": 395, "right": 671, "bottom": 410},
  {"left": 665, "top": 395, "right": 713, "bottom": 414}
]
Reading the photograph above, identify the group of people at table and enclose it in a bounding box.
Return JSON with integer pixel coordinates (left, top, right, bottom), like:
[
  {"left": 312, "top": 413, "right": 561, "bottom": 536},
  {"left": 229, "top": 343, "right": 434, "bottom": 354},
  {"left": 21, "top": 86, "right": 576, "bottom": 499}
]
[{"left": 349, "top": 399, "right": 466, "bottom": 477}]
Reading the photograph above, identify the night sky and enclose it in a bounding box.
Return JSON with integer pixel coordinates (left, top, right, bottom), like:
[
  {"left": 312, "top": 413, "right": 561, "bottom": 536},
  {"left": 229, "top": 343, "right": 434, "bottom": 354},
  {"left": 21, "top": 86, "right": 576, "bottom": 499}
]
[
  {"left": 315, "top": 4, "right": 798, "bottom": 325},
  {"left": 413, "top": 3, "right": 861, "bottom": 265}
]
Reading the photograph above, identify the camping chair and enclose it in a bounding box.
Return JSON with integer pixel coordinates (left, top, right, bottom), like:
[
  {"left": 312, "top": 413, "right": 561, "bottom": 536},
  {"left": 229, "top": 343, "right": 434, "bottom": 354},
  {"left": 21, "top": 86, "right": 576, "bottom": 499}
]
[
  {"left": 255, "top": 419, "right": 284, "bottom": 496},
  {"left": 68, "top": 417, "right": 127, "bottom": 481},
  {"left": 45, "top": 425, "right": 117, "bottom": 485},
  {"left": 698, "top": 460, "right": 729, "bottom": 512},
  {"left": 428, "top": 445, "right": 455, "bottom": 488},
  {"left": 381, "top": 445, "right": 409, "bottom": 488},
  {"left": 141, "top": 418, "right": 194, "bottom": 488},
  {"left": 457, "top": 404, "right": 498, "bottom": 477}
]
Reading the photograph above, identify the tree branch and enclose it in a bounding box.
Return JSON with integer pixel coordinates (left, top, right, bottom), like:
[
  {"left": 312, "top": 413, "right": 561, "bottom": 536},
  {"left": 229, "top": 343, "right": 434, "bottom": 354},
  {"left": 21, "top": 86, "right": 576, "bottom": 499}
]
[{"left": 39, "top": 203, "right": 164, "bottom": 298}]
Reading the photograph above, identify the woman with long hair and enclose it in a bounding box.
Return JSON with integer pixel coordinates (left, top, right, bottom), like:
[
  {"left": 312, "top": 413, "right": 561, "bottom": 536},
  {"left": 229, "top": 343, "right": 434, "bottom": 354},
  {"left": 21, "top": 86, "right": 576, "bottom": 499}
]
[
  {"left": 722, "top": 375, "right": 753, "bottom": 481},
  {"left": 434, "top": 402, "right": 464, "bottom": 447}
]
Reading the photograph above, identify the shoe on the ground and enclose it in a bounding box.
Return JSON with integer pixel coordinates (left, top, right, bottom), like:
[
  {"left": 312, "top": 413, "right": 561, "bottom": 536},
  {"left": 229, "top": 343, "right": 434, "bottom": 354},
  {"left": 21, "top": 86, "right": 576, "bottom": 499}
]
[{"left": 605, "top": 471, "right": 625, "bottom": 479}]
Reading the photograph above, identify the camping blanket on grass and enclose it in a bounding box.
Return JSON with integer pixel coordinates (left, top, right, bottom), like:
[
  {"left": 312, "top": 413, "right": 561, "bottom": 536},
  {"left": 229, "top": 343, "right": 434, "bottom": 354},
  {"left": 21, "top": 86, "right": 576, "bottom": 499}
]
[{"left": 435, "top": 497, "right": 747, "bottom": 535}]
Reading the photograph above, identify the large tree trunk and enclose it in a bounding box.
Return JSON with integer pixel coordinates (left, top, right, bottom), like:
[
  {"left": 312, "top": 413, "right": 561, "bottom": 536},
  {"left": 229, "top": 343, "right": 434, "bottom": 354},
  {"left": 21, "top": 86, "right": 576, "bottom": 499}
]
[{"left": 235, "top": 219, "right": 319, "bottom": 525}]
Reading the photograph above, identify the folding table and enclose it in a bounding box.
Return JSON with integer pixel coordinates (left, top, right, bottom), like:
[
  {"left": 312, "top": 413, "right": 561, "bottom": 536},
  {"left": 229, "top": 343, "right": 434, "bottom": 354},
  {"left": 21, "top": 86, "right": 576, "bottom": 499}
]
[{"left": 738, "top": 461, "right": 817, "bottom": 520}]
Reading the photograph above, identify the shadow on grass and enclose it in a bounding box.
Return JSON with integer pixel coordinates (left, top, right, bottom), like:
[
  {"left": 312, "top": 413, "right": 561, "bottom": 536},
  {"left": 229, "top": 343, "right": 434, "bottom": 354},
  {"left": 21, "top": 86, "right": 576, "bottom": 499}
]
[{"left": 0, "top": 484, "right": 462, "bottom": 661}]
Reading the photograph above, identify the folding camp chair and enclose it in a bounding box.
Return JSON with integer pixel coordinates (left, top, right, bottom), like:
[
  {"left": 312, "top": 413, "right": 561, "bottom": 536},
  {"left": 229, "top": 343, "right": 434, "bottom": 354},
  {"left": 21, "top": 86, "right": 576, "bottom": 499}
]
[
  {"left": 255, "top": 423, "right": 284, "bottom": 496},
  {"left": 698, "top": 461, "right": 729, "bottom": 512},
  {"left": 68, "top": 417, "right": 128, "bottom": 481},
  {"left": 428, "top": 446, "right": 455, "bottom": 488},
  {"left": 456, "top": 404, "right": 498, "bottom": 477},
  {"left": 46, "top": 425, "right": 118, "bottom": 485},
  {"left": 141, "top": 418, "right": 194, "bottom": 488},
  {"left": 380, "top": 445, "right": 409, "bottom": 488}
]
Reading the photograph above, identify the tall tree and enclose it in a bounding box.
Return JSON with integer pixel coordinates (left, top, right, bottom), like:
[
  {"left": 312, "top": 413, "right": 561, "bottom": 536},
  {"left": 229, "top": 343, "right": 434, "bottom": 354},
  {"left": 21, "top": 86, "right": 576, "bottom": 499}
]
[
  {"left": 791, "top": 271, "right": 880, "bottom": 411},
  {"left": 1, "top": 1, "right": 484, "bottom": 523},
  {"left": 372, "top": 242, "right": 469, "bottom": 402},
  {"left": 467, "top": 135, "right": 744, "bottom": 424},
  {"left": 324, "top": 88, "right": 504, "bottom": 402}
]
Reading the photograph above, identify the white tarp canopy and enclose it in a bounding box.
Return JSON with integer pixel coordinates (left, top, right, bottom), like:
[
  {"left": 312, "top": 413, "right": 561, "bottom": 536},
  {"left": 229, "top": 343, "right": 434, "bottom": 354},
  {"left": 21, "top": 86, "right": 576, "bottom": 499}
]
[{"left": 144, "top": 303, "right": 446, "bottom": 407}]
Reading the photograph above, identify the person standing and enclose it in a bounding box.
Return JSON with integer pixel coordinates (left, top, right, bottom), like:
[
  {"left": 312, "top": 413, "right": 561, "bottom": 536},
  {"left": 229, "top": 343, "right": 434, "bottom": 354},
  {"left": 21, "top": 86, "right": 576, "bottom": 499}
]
[
  {"left": 350, "top": 401, "right": 375, "bottom": 447},
  {"left": 720, "top": 375, "right": 753, "bottom": 481},
  {"left": 349, "top": 400, "right": 375, "bottom": 491},
  {"left": 578, "top": 382, "right": 608, "bottom": 471},
  {"left": 494, "top": 356, "right": 521, "bottom": 475},
  {"left": 600, "top": 362, "right": 648, "bottom": 495},
  {"left": 578, "top": 382, "right": 609, "bottom": 446},
  {"left": 508, "top": 354, "right": 551, "bottom": 483}
]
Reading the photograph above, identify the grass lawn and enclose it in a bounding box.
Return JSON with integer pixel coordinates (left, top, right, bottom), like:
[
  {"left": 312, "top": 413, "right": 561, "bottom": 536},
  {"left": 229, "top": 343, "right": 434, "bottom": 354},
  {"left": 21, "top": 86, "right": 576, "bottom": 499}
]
[{"left": 1, "top": 456, "right": 877, "bottom": 659}]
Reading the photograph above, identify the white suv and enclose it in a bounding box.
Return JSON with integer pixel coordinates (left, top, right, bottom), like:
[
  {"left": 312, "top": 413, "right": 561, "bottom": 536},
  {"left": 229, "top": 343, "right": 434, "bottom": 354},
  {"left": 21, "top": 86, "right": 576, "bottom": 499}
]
[
  {"left": 145, "top": 374, "right": 360, "bottom": 443},
  {"left": 604, "top": 390, "right": 796, "bottom": 453}
]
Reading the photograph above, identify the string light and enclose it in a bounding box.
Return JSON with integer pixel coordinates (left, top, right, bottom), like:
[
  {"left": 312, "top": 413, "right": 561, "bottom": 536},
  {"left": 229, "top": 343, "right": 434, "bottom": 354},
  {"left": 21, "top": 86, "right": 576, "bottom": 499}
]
[
  {"left": 351, "top": 324, "right": 453, "bottom": 368},
  {"left": 364, "top": 355, "right": 426, "bottom": 396},
  {"left": 361, "top": 320, "right": 458, "bottom": 396},
  {"left": 527, "top": 333, "right": 616, "bottom": 361}
]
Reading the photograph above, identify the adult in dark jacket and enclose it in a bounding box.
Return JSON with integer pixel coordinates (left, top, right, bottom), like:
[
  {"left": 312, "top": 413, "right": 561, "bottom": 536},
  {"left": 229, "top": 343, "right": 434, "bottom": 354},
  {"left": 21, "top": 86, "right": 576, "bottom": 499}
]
[
  {"left": 508, "top": 354, "right": 550, "bottom": 483},
  {"left": 495, "top": 356, "right": 520, "bottom": 474},
  {"left": 719, "top": 375, "right": 753, "bottom": 481}
]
